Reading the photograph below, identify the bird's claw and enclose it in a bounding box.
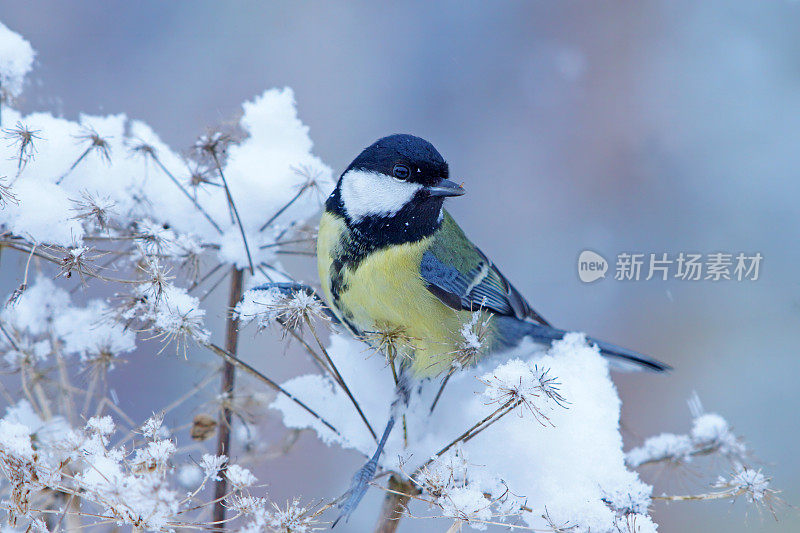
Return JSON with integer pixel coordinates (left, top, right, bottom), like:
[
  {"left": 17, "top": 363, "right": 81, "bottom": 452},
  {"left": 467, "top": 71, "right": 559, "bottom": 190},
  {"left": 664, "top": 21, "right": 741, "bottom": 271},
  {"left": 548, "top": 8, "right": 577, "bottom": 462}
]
[{"left": 331, "top": 457, "right": 379, "bottom": 527}]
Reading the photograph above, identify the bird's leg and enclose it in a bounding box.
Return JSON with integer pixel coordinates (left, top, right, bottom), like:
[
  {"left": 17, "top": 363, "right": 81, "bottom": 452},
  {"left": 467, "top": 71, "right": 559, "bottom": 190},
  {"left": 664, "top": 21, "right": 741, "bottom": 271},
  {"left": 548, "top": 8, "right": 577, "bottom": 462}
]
[{"left": 332, "top": 375, "right": 411, "bottom": 527}]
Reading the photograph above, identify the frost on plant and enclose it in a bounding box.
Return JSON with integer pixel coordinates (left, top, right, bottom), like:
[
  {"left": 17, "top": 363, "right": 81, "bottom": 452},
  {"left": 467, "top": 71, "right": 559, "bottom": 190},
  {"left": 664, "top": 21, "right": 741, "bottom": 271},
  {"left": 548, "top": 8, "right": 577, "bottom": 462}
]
[{"left": 0, "top": 19, "right": 780, "bottom": 533}]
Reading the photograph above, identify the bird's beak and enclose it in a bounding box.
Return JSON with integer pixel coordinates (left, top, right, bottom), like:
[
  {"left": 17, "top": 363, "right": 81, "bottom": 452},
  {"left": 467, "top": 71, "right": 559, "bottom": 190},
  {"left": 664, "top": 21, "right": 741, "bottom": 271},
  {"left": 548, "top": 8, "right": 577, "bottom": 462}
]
[{"left": 426, "top": 178, "right": 466, "bottom": 197}]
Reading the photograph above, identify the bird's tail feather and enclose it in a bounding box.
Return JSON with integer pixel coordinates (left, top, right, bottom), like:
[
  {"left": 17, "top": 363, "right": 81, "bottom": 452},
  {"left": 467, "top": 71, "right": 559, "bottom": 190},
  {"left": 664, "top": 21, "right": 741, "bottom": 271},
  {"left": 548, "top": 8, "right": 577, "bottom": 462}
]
[{"left": 494, "top": 318, "right": 671, "bottom": 372}]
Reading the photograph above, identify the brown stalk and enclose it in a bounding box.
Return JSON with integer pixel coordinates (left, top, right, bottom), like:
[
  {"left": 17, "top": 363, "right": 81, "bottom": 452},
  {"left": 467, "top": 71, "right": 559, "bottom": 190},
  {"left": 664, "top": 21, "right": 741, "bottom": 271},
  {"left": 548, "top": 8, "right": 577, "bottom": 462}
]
[
  {"left": 212, "top": 267, "right": 243, "bottom": 527},
  {"left": 373, "top": 475, "right": 419, "bottom": 533}
]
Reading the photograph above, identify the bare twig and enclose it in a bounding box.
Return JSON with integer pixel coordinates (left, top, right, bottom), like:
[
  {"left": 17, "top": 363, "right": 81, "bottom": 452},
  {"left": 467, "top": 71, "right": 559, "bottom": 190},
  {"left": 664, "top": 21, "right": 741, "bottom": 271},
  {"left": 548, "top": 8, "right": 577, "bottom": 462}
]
[
  {"left": 210, "top": 152, "right": 254, "bottom": 275},
  {"left": 144, "top": 148, "right": 223, "bottom": 235},
  {"left": 258, "top": 181, "right": 312, "bottom": 232},
  {"left": 305, "top": 317, "right": 377, "bottom": 443},
  {"left": 202, "top": 340, "right": 341, "bottom": 438}
]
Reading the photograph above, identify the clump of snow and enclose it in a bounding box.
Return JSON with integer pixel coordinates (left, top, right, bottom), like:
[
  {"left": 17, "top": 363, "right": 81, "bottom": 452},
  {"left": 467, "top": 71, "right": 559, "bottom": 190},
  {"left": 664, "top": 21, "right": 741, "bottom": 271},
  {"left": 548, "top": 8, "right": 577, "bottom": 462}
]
[
  {"left": 717, "top": 466, "right": 771, "bottom": 503},
  {"left": 177, "top": 464, "right": 203, "bottom": 489},
  {"left": 1, "top": 277, "right": 70, "bottom": 335},
  {"left": 272, "top": 332, "right": 656, "bottom": 532},
  {"left": 226, "top": 464, "right": 257, "bottom": 488},
  {"left": 1, "top": 180, "right": 82, "bottom": 245},
  {"left": 235, "top": 287, "right": 285, "bottom": 325},
  {"left": 236, "top": 286, "right": 326, "bottom": 332},
  {"left": 0, "top": 89, "right": 332, "bottom": 264},
  {"left": 0, "top": 22, "right": 35, "bottom": 98},
  {"left": 1, "top": 278, "right": 137, "bottom": 368},
  {"left": 151, "top": 285, "right": 210, "bottom": 345},
  {"left": 200, "top": 453, "right": 228, "bottom": 481},
  {"left": 626, "top": 400, "right": 746, "bottom": 468}
]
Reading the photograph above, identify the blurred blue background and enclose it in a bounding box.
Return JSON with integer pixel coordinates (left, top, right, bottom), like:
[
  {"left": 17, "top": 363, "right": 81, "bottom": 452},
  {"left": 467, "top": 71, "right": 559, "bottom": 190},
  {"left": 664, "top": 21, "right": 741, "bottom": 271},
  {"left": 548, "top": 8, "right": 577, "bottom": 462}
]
[{"left": 2, "top": 1, "right": 798, "bottom": 531}]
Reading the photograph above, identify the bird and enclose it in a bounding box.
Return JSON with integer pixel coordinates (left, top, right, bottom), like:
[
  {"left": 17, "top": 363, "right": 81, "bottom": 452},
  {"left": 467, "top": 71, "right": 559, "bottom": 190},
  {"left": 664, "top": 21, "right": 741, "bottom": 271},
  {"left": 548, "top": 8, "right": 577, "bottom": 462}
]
[{"left": 309, "top": 133, "right": 670, "bottom": 525}]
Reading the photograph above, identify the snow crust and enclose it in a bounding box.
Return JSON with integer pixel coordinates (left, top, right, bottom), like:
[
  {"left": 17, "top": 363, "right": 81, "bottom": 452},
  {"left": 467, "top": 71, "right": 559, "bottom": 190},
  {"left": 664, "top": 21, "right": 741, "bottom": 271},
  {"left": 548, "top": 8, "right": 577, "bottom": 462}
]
[
  {"left": 0, "top": 22, "right": 34, "bottom": 98},
  {"left": 272, "top": 332, "right": 657, "bottom": 532}
]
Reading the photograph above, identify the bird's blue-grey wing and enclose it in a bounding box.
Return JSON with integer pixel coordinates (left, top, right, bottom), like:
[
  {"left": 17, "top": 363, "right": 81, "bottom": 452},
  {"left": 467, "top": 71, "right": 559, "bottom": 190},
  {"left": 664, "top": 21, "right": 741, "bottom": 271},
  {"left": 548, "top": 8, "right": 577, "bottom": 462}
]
[{"left": 421, "top": 211, "right": 550, "bottom": 325}]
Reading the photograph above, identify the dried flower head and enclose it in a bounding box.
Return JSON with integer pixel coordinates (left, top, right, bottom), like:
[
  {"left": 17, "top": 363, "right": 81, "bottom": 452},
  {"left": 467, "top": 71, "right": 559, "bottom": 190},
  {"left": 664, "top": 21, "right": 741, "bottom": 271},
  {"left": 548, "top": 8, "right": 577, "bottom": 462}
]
[
  {"left": 128, "top": 140, "right": 156, "bottom": 159},
  {"left": 75, "top": 126, "right": 112, "bottom": 163},
  {"left": 72, "top": 191, "right": 116, "bottom": 230},
  {"left": 225, "top": 464, "right": 257, "bottom": 489},
  {"left": 134, "top": 219, "right": 176, "bottom": 256},
  {"left": 713, "top": 466, "right": 775, "bottom": 505},
  {"left": 266, "top": 498, "right": 324, "bottom": 533},
  {"left": 3, "top": 121, "right": 41, "bottom": 171},
  {"left": 292, "top": 164, "right": 328, "bottom": 201},
  {"left": 236, "top": 286, "right": 328, "bottom": 335},
  {"left": 361, "top": 325, "right": 417, "bottom": 366},
  {"left": 451, "top": 311, "right": 492, "bottom": 369},
  {"left": 0, "top": 176, "right": 20, "bottom": 208},
  {"left": 186, "top": 163, "right": 218, "bottom": 189},
  {"left": 481, "top": 360, "right": 567, "bottom": 426},
  {"left": 194, "top": 131, "right": 234, "bottom": 162},
  {"left": 150, "top": 301, "right": 209, "bottom": 358},
  {"left": 141, "top": 413, "right": 165, "bottom": 440},
  {"left": 136, "top": 256, "right": 175, "bottom": 304},
  {"left": 199, "top": 453, "right": 228, "bottom": 481},
  {"left": 54, "top": 245, "right": 101, "bottom": 284}
]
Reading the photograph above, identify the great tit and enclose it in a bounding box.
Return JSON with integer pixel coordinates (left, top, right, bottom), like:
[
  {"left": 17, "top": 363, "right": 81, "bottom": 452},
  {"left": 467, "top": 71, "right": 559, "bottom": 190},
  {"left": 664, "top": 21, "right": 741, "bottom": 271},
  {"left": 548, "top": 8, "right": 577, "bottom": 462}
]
[
  {"left": 317, "top": 134, "right": 668, "bottom": 377},
  {"left": 316, "top": 134, "right": 669, "bottom": 524}
]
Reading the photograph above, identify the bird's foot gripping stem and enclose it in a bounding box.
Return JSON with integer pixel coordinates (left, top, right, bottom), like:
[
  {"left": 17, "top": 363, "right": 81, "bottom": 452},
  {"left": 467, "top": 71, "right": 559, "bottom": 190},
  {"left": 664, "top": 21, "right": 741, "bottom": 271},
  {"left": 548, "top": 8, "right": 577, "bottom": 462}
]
[
  {"left": 332, "top": 455, "right": 380, "bottom": 527},
  {"left": 332, "top": 416, "right": 396, "bottom": 527}
]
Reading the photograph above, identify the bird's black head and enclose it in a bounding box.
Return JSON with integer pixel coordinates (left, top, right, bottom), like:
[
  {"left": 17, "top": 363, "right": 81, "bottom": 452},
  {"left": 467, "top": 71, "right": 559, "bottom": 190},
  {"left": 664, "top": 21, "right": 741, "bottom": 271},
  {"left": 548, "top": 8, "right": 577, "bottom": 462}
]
[{"left": 327, "top": 134, "right": 465, "bottom": 247}]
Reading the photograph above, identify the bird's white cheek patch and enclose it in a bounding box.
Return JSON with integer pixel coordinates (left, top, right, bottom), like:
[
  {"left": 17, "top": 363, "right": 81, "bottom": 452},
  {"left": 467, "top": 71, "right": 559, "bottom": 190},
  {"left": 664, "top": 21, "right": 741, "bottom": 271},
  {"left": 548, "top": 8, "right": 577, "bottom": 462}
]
[{"left": 340, "top": 170, "right": 423, "bottom": 222}]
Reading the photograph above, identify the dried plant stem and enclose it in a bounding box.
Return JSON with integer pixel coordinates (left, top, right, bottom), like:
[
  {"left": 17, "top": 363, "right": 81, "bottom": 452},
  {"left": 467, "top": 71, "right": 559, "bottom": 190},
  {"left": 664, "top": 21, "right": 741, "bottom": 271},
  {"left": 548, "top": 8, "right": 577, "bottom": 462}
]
[
  {"left": 149, "top": 153, "right": 223, "bottom": 235},
  {"left": 210, "top": 153, "right": 254, "bottom": 275},
  {"left": 188, "top": 262, "right": 225, "bottom": 292},
  {"left": 55, "top": 146, "right": 92, "bottom": 185},
  {"left": 258, "top": 182, "right": 311, "bottom": 232},
  {"left": 0, "top": 320, "right": 20, "bottom": 350},
  {"left": 417, "top": 398, "right": 519, "bottom": 476},
  {"left": 1, "top": 241, "right": 144, "bottom": 285},
  {"left": 287, "top": 329, "right": 333, "bottom": 374},
  {"left": 370, "top": 398, "right": 521, "bottom": 533},
  {"left": 213, "top": 267, "right": 243, "bottom": 527},
  {"left": 257, "top": 236, "right": 315, "bottom": 249},
  {"left": 373, "top": 475, "right": 418, "bottom": 533},
  {"left": 304, "top": 317, "right": 378, "bottom": 443},
  {"left": 628, "top": 443, "right": 722, "bottom": 469},
  {"left": 429, "top": 372, "right": 452, "bottom": 414},
  {"left": 202, "top": 340, "right": 341, "bottom": 438},
  {"left": 653, "top": 491, "right": 742, "bottom": 502}
]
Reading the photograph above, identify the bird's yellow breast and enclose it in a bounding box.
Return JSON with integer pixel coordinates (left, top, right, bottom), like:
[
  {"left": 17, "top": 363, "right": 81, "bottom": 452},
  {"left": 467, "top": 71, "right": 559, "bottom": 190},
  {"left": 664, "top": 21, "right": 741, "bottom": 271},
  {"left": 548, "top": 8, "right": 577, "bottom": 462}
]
[{"left": 317, "top": 211, "right": 473, "bottom": 377}]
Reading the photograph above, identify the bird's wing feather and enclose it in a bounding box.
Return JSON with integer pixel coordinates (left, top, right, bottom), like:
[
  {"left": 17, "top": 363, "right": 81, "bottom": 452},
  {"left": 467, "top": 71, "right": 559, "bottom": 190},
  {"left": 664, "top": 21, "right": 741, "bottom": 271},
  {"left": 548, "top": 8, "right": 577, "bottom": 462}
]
[{"left": 421, "top": 211, "right": 550, "bottom": 325}]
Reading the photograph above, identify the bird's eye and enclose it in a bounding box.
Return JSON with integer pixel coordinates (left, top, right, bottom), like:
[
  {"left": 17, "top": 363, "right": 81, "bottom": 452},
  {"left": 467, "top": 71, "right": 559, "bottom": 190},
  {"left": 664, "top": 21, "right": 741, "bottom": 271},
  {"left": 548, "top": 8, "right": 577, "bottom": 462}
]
[{"left": 392, "top": 164, "right": 411, "bottom": 180}]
